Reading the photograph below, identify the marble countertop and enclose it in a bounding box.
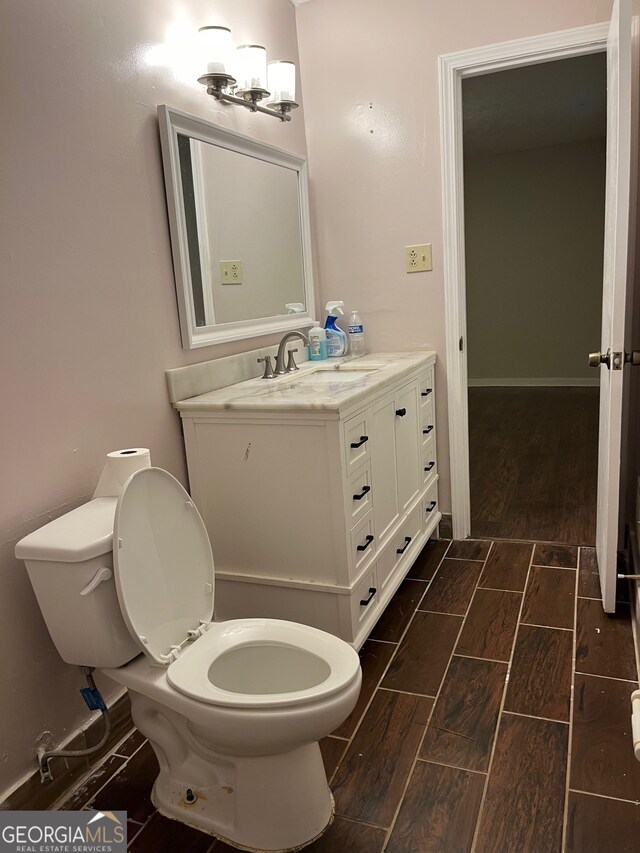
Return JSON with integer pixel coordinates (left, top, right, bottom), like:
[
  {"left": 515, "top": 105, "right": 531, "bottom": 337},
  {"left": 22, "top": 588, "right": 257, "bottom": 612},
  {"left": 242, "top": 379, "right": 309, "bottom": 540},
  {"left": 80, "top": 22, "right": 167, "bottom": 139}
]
[{"left": 175, "top": 352, "right": 436, "bottom": 414}]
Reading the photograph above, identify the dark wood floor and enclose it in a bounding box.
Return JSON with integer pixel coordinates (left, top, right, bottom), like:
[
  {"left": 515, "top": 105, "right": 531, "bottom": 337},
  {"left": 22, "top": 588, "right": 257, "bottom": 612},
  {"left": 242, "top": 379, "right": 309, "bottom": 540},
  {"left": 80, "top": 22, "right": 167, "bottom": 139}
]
[
  {"left": 469, "top": 387, "right": 600, "bottom": 545},
  {"left": 54, "top": 538, "right": 639, "bottom": 852}
]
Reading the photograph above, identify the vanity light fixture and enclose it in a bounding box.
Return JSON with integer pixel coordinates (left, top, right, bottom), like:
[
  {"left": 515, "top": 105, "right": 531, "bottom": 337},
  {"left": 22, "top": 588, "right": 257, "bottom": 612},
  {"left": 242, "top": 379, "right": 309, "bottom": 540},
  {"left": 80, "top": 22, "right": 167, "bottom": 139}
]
[{"left": 197, "top": 26, "right": 298, "bottom": 122}]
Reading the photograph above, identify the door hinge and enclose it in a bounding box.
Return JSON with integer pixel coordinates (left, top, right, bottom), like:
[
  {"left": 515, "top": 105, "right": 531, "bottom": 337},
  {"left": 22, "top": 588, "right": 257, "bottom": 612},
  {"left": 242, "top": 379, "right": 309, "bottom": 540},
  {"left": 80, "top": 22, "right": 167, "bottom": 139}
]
[{"left": 459, "top": 336, "right": 464, "bottom": 352}]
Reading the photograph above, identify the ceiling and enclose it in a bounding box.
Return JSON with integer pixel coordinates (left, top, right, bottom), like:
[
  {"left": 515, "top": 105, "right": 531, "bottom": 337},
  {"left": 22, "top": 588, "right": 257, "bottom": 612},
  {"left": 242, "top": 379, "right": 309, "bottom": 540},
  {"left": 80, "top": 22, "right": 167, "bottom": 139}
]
[{"left": 462, "top": 52, "right": 607, "bottom": 157}]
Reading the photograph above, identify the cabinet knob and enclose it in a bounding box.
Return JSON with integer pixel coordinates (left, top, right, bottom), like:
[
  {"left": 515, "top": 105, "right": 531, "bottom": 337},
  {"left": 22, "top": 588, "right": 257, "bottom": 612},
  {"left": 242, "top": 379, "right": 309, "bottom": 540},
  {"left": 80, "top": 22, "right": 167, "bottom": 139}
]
[
  {"left": 395, "top": 407, "right": 407, "bottom": 417},
  {"left": 359, "top": 587, "right": 377, "bottom": 606},
  {"left": 423, "top": 425, "right": 434, "bottom": 435},
  {"left": 424, "top": 461, "right": 435, "bottom": 472},
  {"left": 425, "top": 500, "right": 437, "bottom": 512},
  {"left": 396, "top": 536, "right": 412, "bottom": 555},
  {"left": 353, "top": 485, "right": 371, "bottom": 501},
  {"left": 350, "top": 435, "right": 369, "bottom": 449},
  {"left": 357, "top": 534, "right": 374, "bottom": 552},
  {"left": 421, "top": 388, "right": 432, "bottom": 397}
]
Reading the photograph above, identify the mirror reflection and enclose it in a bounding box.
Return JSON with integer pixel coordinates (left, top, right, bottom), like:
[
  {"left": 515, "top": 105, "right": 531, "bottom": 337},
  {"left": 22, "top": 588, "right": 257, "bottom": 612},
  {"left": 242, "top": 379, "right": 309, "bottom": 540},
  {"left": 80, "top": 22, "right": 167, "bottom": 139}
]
[
  {"left": 158, "top": 106, "right": 315, "bottom": 349},
  {"left": 178, "top": 135, "right": 306, "bottom": 327}
]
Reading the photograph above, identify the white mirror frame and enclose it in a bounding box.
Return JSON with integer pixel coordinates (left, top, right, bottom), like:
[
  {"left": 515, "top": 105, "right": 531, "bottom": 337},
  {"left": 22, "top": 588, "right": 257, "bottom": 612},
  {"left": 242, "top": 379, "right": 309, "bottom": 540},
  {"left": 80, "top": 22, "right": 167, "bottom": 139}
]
[{"left": 158, "top": 105, "right": 315, "bottom": 348}]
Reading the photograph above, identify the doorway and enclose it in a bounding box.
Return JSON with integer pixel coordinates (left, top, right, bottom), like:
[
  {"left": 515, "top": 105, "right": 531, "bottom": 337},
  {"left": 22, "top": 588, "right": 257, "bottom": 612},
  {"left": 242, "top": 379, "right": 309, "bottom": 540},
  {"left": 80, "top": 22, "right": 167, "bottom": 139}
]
[
  {"left": 462, "top": 55, "right": 607, "bottom": 544},
  {"left": 439, "top": 22, "right": 611, "bottom": 543}
]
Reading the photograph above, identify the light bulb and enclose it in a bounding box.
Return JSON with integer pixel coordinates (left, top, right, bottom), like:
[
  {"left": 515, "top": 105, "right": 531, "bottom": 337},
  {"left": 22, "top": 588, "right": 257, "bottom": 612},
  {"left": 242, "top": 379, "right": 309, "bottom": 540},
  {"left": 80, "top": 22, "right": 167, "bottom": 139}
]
[
  {"left": 267, "top": 61, "right": 296, "bottom": 103},
  {"left": 236, "top": 45, "right": 267, "bottom": 91},
  {"left": 198, "top": 26, "right": 233, "bottom": 75}
]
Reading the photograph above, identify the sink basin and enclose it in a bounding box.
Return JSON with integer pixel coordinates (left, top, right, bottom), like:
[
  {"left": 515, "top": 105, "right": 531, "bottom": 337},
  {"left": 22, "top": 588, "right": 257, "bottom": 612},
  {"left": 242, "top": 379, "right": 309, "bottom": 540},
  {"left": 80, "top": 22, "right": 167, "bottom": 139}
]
[
  {"left": 288, "top": 370, "right": 372, "bottom": 385},
  {"left": 317, "top": 361, "right": 389, "bottom": 371},
  {"left": 284, "top": 361, "right": 389, "bottom": 386}
]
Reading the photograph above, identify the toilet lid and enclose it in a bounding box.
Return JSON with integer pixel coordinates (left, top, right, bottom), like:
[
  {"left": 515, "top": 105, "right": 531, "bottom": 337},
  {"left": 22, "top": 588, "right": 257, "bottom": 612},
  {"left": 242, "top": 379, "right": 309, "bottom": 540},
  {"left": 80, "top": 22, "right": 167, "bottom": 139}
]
[{"left": 113, "top": 467, "right": 214, "bottom": 666}]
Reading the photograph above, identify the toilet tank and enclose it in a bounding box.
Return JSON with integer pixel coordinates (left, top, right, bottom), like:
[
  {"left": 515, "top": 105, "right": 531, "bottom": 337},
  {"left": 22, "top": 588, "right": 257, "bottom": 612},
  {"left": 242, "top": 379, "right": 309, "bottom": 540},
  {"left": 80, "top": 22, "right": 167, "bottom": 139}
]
[{"left": 15, "top": 497, "right": 140, "bottom": 668}]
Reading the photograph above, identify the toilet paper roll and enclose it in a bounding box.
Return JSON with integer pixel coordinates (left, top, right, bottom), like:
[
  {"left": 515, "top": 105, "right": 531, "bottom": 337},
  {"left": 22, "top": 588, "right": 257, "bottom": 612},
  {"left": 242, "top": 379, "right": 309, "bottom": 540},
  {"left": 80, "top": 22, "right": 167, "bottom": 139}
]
[{"left": 93, "top": 448, "right": 152, "bottom": 498}]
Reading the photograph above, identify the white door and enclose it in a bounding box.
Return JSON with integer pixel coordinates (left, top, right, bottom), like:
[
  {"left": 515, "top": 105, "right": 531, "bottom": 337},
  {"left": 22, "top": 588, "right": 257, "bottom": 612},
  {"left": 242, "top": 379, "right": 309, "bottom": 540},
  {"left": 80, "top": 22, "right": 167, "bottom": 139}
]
[{"left": 594, "top": 0, "right": 635, "bottom": 612}]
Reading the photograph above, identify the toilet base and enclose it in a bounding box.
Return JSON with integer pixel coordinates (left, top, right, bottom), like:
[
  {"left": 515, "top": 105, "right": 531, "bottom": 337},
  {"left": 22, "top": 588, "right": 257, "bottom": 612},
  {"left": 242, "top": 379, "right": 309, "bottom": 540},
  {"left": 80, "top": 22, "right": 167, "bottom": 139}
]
[
  {"left": 149, "top": 743, "right": 334, "bottom": 852},
  {"left": 152, "top": 784, "right": 335, "bottom": 853},
  {"left": 129, "top": 691, "right": 335, "bottom": 852}
]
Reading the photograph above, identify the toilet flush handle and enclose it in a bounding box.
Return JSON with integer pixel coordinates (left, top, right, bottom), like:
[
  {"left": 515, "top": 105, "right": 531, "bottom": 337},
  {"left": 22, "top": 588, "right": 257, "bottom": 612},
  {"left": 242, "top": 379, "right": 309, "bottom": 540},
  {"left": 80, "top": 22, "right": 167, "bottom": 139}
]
[{"left": 80, "top": 567, "right": 112, "bottom": 596}]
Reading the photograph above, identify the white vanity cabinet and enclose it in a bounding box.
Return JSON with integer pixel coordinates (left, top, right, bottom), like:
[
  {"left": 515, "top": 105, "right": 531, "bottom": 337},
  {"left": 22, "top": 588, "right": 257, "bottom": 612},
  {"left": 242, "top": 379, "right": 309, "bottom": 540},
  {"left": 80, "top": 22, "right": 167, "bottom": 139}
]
[{"left": 176, "top": 352, "right": 440, "bottom": 649}]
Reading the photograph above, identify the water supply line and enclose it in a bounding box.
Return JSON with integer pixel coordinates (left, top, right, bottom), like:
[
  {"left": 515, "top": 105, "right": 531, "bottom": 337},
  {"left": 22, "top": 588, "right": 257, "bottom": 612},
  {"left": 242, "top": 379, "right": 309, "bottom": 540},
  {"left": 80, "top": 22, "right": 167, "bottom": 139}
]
[{"left": 37, "top": 667, "right": 111, "bottom": 783}]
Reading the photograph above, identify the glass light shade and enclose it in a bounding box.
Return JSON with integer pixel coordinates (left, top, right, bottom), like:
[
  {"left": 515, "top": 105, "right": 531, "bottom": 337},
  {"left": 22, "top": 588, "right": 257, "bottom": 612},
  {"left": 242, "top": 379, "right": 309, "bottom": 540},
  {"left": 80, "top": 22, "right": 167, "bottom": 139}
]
[
  {"left": 267, "top": 61, "right": 296, "bottom": 103},
  {"left": 198, "top": 26, "right": 233, "bottom": 75},
  {"left": 235, "top": 45, "right": 267, "bottom": 91}
]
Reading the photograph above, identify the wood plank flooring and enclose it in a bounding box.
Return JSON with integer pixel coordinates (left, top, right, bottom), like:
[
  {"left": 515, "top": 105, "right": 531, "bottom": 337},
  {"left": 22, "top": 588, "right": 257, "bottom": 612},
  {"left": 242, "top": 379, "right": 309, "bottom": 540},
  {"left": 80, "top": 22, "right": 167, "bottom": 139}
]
[
  {"left": 51, "top": 537, "right": 639, "bottom": 853},
  {"left": 469, "top": 387, "right": 599, "bottom": 544}
]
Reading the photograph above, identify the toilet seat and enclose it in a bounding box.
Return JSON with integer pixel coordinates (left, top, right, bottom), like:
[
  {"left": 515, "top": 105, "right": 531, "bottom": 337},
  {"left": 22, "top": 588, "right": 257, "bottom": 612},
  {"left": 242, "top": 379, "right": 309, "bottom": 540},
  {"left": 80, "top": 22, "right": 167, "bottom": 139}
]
[
  {"left": 113, "top": 467, "right": 215, "bottom": 667},
  {"left": 113, "top": 467, "right": 360, "bottom": 707},
  {"left": 166, "top": 618, "right": 360, "bottom": 709}
]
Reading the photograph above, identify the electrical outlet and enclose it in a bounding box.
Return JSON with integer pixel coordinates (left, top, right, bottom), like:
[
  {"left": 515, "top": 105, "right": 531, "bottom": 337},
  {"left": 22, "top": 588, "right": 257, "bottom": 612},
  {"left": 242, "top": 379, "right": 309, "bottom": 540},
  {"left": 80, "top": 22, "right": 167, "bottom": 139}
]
[
  {"left": 220, "top": 260, "right": 243, "bottom": 284},
  {"left": 405, "top": 244, "right": 432, "bottom": 273}
]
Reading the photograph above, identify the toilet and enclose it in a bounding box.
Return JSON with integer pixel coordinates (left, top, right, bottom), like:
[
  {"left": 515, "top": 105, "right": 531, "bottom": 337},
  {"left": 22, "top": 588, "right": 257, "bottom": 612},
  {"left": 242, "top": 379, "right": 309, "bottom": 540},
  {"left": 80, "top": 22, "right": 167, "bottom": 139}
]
[{"left": 16, "top": 466, "right": 362, "bottom": 852}]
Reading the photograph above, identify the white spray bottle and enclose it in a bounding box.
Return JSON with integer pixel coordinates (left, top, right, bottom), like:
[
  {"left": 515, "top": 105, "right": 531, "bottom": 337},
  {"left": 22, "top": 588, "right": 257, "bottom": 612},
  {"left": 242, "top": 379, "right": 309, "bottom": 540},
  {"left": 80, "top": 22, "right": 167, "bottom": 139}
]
[{"left": 324, "top": 301, "right": 348, "bottom": 357}]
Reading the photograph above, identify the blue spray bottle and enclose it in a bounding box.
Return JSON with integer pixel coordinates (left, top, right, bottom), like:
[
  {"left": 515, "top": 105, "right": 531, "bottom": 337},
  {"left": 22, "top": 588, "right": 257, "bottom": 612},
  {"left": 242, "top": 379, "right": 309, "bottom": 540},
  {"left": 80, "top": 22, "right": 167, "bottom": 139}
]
[{"left": 324, "top": 301, "right": 348, "bottom": 357}]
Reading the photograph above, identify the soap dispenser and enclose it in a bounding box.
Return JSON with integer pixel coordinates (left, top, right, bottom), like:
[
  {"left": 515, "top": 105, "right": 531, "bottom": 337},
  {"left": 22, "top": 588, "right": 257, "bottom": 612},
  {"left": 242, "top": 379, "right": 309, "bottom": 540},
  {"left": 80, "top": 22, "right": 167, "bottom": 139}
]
[{"left": 308, "top": 322, "right": 328, "bottom": 360}]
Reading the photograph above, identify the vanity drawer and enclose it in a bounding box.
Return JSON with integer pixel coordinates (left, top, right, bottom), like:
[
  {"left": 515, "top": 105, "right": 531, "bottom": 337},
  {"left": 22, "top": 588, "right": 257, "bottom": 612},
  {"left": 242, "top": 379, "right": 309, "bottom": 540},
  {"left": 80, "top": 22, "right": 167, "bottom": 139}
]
[
  {"left": 378, "top": 505, "right": 422, "bottom": 590},
  {"left": 421, "top": 398, "right": 435, "bottom": 446},
  {"left": 348, "top": 462, "right": 373, "bottom": 526},
  {"left": 350, "top": 512, "right": 376, "bottom": 575},
  {"left": 422, "top": 480, "right": 439, "bottom": 530},
  {"left": 350, "top": 565, "right": 380, "bottom": 628},
  {"left": 419, "top": 368, "right": 434, "bottom": 406},
  {"left": 344, "top": 413, "right": 371, "bottom": 472},
  {"left": 421, "top": 435, "right": 437, "bottom": 487}
]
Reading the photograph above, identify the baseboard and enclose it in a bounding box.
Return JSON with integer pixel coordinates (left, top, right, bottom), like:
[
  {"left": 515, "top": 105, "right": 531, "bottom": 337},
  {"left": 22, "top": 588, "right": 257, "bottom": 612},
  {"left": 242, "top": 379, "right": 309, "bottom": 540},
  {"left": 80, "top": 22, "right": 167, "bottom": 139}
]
[
  {"left": 468, "top": 377, "right": 600, "bottom": 387},
  {"left": 0, "top": 691, "right": 133, "bottom": 812}
]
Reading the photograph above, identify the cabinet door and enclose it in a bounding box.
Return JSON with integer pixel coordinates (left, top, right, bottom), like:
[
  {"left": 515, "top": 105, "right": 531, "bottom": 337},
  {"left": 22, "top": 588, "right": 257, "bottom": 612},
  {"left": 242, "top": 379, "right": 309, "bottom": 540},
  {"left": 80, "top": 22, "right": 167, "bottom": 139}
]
[
  {"left": 370, "top": 392, "right": 400, "bottom": 543},
  {"left": 369, "top": 379, "right": 421, "bottom": 543},
  {"left": 395, "top": 381, "right": 421, "bottom": 513}
]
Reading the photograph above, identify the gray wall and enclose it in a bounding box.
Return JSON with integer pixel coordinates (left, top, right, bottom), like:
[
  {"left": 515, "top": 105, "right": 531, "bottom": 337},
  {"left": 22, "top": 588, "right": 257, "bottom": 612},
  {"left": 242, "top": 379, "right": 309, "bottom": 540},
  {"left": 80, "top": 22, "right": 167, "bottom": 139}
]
[{"left": 465, "top": 139, "right": 606, "bottom": 384}]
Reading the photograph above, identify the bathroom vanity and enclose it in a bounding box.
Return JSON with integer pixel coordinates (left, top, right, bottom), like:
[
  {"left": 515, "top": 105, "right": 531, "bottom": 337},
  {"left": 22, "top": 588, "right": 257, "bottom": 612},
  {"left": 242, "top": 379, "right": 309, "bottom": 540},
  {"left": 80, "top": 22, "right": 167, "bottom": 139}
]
[{"left": 174, "top": 352, "right": 440, "bottom": 649}]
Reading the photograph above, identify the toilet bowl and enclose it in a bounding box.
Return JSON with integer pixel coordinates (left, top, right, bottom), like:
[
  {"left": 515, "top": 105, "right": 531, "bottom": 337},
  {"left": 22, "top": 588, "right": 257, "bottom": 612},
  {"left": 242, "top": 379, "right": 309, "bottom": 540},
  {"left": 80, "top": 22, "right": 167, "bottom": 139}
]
[{"left": 16, "top": 466, "right": 362, "bottom": 852}]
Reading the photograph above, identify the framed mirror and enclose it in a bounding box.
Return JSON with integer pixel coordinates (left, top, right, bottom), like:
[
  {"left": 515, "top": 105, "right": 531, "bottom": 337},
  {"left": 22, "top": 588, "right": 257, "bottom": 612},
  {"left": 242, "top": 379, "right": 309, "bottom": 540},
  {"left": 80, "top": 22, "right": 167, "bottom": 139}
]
[{"left": 158, "top": 105, "right": 315, "bottom": 348}]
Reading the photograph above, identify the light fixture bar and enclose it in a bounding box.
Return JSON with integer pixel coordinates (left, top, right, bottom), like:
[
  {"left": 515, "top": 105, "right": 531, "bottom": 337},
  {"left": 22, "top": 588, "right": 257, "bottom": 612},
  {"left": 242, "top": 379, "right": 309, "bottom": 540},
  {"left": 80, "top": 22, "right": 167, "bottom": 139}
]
[{"left": 198, "top": 74, "right": 297, "bottom": 121}]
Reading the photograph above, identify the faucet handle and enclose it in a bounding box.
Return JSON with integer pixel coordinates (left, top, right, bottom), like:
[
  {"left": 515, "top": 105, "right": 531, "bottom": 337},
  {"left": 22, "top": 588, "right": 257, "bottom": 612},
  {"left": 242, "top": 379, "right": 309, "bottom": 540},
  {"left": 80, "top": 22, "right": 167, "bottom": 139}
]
[
  {"left": 286, "top": 348, "right": 300, "bottom": 373},
  {"left": 257, "top": 355, "right": 276, "bottom": 380}
]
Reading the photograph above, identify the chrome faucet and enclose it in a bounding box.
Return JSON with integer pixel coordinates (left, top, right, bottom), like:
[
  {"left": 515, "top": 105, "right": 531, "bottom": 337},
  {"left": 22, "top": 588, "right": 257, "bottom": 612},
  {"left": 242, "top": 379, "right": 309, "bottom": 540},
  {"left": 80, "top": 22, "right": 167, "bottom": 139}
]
[{"left": 274, "top": 331, "right": 309, "bottom": 375}]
